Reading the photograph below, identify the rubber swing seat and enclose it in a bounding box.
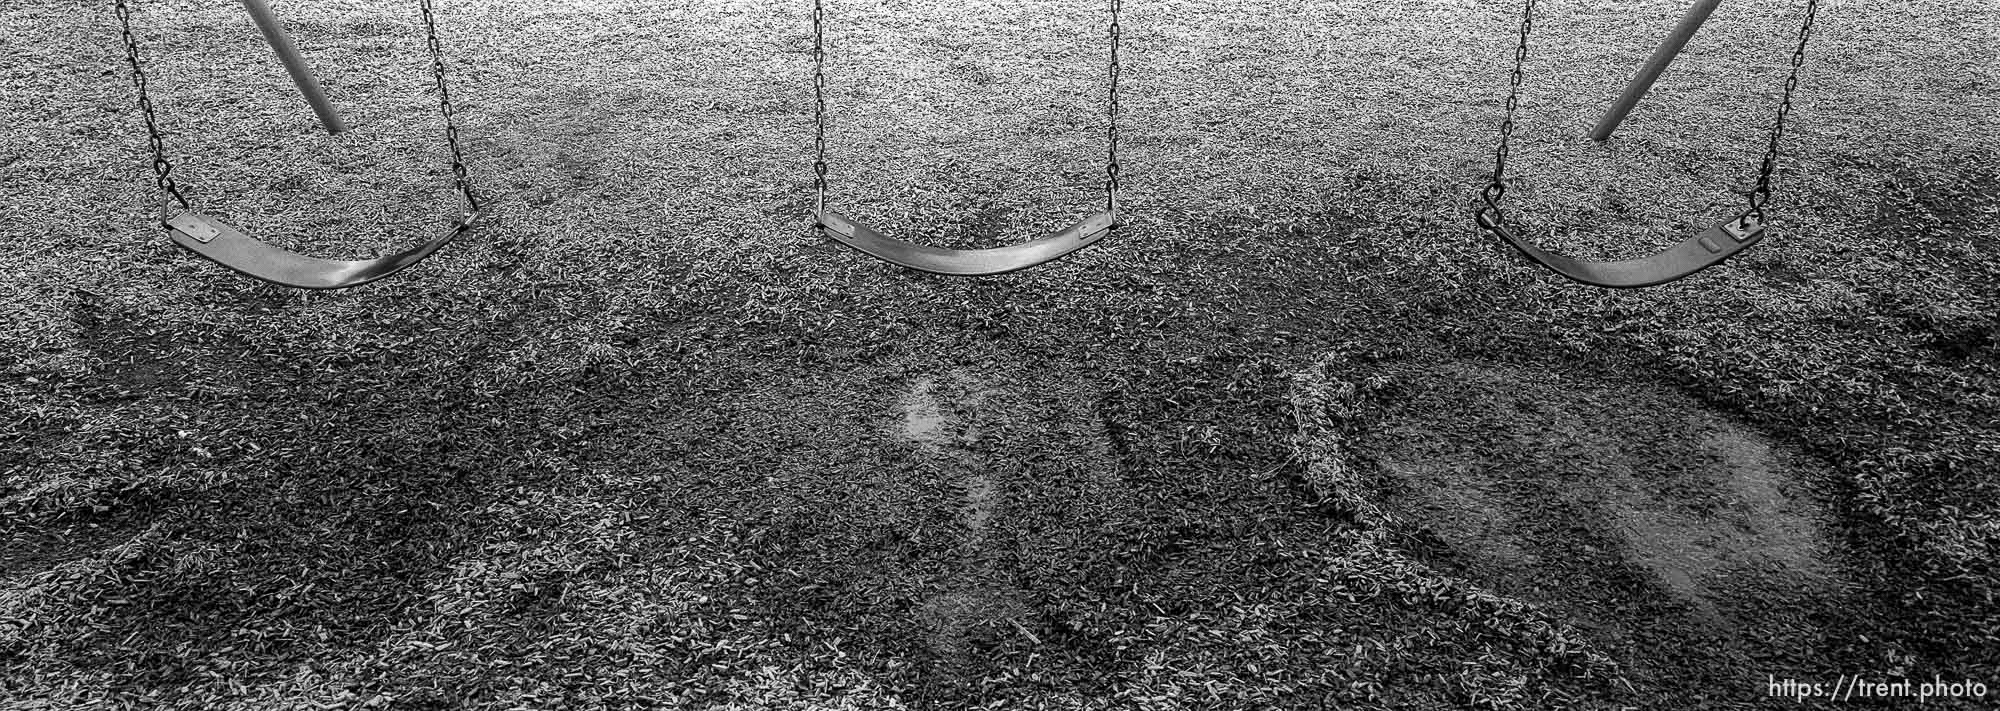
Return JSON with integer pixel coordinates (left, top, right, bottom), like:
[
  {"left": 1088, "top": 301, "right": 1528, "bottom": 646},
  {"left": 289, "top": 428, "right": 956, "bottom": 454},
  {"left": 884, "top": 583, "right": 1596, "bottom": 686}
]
[
  {"left": 1474, "top": 211, "right": 1765, "bottom": 289},
  {"left": 815, "top": 209, "right": 1114, "bottom": 277},
  {"left": 166, "top": 208, "right": 480, "bottom": 290}
]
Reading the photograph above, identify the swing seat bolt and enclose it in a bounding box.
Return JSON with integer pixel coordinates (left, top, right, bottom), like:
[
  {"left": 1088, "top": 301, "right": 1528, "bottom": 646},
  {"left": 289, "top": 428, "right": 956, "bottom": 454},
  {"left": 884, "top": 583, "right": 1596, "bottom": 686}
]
[
  {"left": 167, "top": 213, "right": 220, "bottom": 244},
  {"left": 1723, "top": 215, "right": 1765, "bottom": 242}
]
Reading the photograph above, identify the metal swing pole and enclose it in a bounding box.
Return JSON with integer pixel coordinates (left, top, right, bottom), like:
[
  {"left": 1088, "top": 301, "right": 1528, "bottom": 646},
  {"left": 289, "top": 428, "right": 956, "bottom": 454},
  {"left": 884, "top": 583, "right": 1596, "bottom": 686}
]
[
  {"left": 239, "top": 0, "right": 347, "bottom": 134},
  {"left": 1589, "top": 0, "right": 1722, "bottom": 141}
]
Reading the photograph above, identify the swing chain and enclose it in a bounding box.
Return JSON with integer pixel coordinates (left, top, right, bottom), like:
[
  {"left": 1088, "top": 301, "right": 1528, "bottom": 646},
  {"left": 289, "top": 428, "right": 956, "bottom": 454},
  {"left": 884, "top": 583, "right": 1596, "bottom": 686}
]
[
  {"left": 1743, "top": 0, "right": 1820, "bottom": 220},
  {"left": 420, "top": 0, "right": 481, "bottom": 213},
  {"left": 1105, "top": 0, "right": 1122, "bottom": 216},
  {"left": 812, "top": 0, "right": 829, "bottom": 222},
  {"left": 809, "top": 1, "right": 1113, "bottom": 224},
  {"left": 113, "top": 0, "right": 191, "bottom": 217},
  {"left": 1478, "top": 0, "right": 1535, "bottom": 227}
]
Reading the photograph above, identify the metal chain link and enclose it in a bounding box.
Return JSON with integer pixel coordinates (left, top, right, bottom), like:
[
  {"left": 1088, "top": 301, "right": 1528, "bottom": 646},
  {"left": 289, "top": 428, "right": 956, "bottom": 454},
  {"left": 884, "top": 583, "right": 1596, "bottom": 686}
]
[
  {"left": 419, "top": 0, "right": 480, "bottom": 213},
  {"left": 1478, "top": 0, "right": 1535, "bottom": 227},
  {"left": 1105, "top": 0, "right": 1121, "bottom": 216},
  {"left": 812, "top": 0, "right": 829, "bottom": 222},
  {"left": 115, "top": 0, "right": 475, "bottom": 219},
  {"left": 113, "top": 0, "right": 191, "bottom": 217},
  {"left": 1744, "top": 0, "right": 1820, "bottom": 219}
]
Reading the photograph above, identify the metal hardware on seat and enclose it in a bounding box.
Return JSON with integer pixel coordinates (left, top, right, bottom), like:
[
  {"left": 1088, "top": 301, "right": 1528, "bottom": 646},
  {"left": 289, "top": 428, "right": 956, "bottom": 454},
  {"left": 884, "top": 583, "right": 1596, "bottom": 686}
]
[
  {"left": 1722, "top": 214, "right": 1764, "bottom": 242},
  {"left": 167, "top": 212, "right": 220, "bottom": 243}
]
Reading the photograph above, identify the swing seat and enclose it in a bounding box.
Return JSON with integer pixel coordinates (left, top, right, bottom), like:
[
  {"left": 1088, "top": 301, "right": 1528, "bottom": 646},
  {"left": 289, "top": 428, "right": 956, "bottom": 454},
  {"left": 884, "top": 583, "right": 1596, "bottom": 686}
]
[
  {"left": 166, "top": 208, "right": 480, "bottom": 290},
  {"left": 1475, "top": 211, "right": 1765, "bottom": 289},
  {"left": 816, "top": 209, "right": 1114, "bottom": 277}
]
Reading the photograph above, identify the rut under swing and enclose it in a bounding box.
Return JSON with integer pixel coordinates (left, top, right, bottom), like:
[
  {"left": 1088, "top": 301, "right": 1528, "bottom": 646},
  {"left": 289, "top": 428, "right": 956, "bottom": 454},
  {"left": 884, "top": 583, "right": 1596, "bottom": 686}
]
[{"left": 114, "top": 0, "right": 483, "bottom": 290}]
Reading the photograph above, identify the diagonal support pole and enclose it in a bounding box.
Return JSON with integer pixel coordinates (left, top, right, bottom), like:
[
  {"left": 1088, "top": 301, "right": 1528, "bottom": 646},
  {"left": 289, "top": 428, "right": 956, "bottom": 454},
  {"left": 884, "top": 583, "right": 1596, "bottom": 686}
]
[
  {"left": 1590, "top": 0, "right": 1722, "bottom": 141},
  {"left": 240, "top": 0, "right": 346, "bottom": 135}
]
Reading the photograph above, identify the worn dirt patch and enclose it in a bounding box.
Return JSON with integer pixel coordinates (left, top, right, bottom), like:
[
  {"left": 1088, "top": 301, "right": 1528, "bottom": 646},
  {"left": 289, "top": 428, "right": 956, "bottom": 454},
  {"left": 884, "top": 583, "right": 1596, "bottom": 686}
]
[
  {"left": 0, "top": 521, "right": 147, "bottom": 588},
  {"left": 915, "top": 586, "right": 1028, "bottom": 660},
  {"left": 888, "top": 370, "right": 1033, "bottom": 667},
  {"left": 1318, "top": 358, "right": 1858, "bottom": 697},
  {"left": 894, "top": 375, "right": 951, "bottom": 453}
]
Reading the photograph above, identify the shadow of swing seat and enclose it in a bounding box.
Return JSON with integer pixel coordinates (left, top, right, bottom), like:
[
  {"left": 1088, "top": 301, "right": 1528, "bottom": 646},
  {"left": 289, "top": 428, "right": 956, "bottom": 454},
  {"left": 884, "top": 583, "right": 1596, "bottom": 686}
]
[
  {"left": 1475, "top": 210, "right": 1766, "bottom": 289},
  {"left": 165, "top": 208, "right": 481, "bottom": 290},
  {"left": 814, "top": 210, "right": 1115, "bottom": 277}
]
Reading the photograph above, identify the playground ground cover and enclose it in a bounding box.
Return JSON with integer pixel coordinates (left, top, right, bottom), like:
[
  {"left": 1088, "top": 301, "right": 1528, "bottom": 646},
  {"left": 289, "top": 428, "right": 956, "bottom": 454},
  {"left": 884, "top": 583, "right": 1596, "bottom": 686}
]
[{"left": 1, "top": 0, "right": 1996, "bottom": 708}]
